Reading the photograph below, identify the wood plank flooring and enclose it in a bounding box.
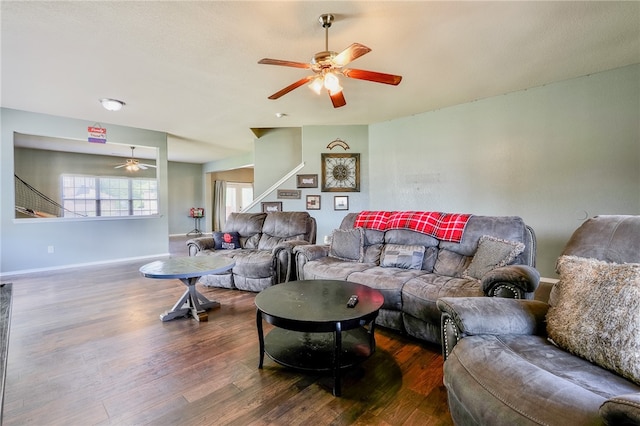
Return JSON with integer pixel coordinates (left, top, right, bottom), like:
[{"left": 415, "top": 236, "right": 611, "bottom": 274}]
[{"left": 1, "top": 236, "right": 453, "bottom": 425}]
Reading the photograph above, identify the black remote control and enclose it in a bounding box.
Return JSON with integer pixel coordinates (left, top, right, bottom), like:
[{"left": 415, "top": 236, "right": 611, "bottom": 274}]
[{"left": 347, "top": 295, "right": 358, "bottom": 308}]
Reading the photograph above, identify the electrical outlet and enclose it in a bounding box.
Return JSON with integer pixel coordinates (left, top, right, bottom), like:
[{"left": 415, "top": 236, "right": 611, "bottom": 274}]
[{"left": 47, "top": 246, "right": 54, "bottom": 254}]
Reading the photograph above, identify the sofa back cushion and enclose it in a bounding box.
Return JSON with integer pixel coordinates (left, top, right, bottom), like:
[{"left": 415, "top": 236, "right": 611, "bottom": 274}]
[
  {"left": 433, "top": 249, "right": 471, "bottom": 277},
  {"left": 224, "top": 212, "right": 267, "bottom": 248},
  {"left": 560, "top": 215, "right": 640, "bottom": 265},
  {"left": 439, "top": 215, "right": 533, "bottom": 266},
  {"left": 380, "top": 244, "right": 425, "bottom": 270},
  {"left": 340, "top": 213, "right": 385, "bottom": 264},
  {"left": 547, "top": 255, "right": 640, "bottom": 386},
  {"left": 329, "top": 228, "right": 364, "bottom": 262},
  {"left": 340, "top": 212, "right": 535, "bottom": 269},
  {"left": 258, "top": 211, "right": 315, "bottom": 250},
  {"left": 462, "top": 235, "right": 525, "bottom": 279}
]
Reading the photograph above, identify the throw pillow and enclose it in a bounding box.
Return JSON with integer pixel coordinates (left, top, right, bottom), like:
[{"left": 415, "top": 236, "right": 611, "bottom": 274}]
[
  {"left": 329, "top": 227, "right": 364, "bottom": 262},
  {"left": 380, "top": 244, "right": 425, "bottom": 270},
  {"left": 463, "top": 235, "right": 525, "bottom": 280},
  {"left": 547, "top": 255, "right": 640, "bottom": 386},
  {"left": 212, "top": 231, "right": 241, "bottom": 250}
]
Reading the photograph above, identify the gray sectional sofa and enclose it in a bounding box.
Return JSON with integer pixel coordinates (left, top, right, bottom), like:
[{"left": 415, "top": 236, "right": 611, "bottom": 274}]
[
  {"left": 437, "top": 215, "right": 640, "bottom": 425},
  {"left": 187, "top": 211, "right": 316, "bottom": 291},
  {"left": 294, "top": 211, "right": 539, "bottom": 345}
]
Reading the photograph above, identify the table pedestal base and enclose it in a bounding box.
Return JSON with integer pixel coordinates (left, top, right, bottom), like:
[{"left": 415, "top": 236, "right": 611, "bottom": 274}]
[
  {"left": 160, "top": 277, "right": 219, "bottom": 322},
  {"left": 257, "top": 315, "right": 376, "bottom": 396}
]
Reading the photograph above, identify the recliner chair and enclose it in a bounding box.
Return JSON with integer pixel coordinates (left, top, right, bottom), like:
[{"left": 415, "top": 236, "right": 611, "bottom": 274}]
[
  {"left": 437, "top": 215, "right": 640, "bottom": 425},
  {"left": 187, "top": 211, "right": 316, "bottom": 291}
]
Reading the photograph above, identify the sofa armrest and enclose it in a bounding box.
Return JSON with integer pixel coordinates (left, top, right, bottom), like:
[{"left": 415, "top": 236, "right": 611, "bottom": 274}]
[
  {"left": 186, "top": 237, "right": 216, "bottom": 256},
  {"left": 272, "top": 240, "right": 314, "bottom": 282},
  {"left": 481, "top": 264, "right": 541, "bottom": 299},
  {"left": 293, "top": 244, "right": 330, "bottom": 280},
  {"left": 600, "top": 393, "right": 640, "bottom": 425},
  {"left": 437, "top": 297, "right": 549, "bottom": 359}
]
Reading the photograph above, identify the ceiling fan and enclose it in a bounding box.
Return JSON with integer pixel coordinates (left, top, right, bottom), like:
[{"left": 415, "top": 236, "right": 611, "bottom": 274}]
[
  {"left": 258, "top": 14, "right": 402, "bottom": 108},
  {"left": 114, "top": 146, "right": 156, "bottom": 172}
]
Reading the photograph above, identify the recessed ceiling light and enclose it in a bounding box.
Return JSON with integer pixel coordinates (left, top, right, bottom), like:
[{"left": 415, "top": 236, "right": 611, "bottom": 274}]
[
  {"left": 275, "top": 112, "right": 287, "bottom": 118},
  {"left": 100, "top": 98, "right": 125, "bottom": 111}
]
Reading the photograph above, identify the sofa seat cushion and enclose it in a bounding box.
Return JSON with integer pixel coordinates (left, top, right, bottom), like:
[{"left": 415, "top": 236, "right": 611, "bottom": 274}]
[
  {"left": 402, "top": 274, "right": 482, "bottom": 323},
  {"left": 195, "top": 249, "right": 274, "bottom": 286},
  {"left": 195, "top": 249, "right": 240, "bottom": 259},
  {"left": 302, "top": 257, "right": 375, "bottom": 280},
  {"left": 445, "top": 335, "right": 640, "bottom": 425},
  {"left": 227, "top": 249, "right": 275, "bottom": 279},
  {"left": 347, "top": 267, "right": 428, "bottom": 310},
  {"left": 194, "top": 250, "right": 236, "bottom": 288}
]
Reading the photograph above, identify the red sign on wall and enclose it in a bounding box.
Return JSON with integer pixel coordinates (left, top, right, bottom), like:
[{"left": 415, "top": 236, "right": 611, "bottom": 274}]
[{"left": 88, "top": 126, "right": 107, "bottom": 143}]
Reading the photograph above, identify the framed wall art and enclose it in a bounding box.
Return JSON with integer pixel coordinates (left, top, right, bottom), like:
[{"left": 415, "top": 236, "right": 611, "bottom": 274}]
[
  {"left": 261, "top": 202, "right": 282, "bottom": 213},
  {"left": 277, "top": 189, "right": 301, "bottom": 199},
  {"left": 334, "top": 196, "right": 349, "bottom": 211},
  {"left": 296, "top": 174, "right": 318, "bottom": 188},
  {"left": 306, "top": 195, "right": 321, "bottom": 210},
  {"left": 321, "top": 153, "right": 360, "bottom": 192}
]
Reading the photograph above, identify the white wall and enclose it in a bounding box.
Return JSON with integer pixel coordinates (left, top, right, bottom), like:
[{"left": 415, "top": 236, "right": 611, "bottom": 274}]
[
  {"left": 0, "top": 108, "right": 170, "bottom": 274},
  {"left": 369, "top": 64, "right": 640, "bottom": 277}
]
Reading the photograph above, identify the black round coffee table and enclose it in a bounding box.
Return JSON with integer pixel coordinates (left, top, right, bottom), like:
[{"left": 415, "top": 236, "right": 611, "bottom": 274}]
[{"left": 255, "top": 279, "right": 384, "bottom": 396}]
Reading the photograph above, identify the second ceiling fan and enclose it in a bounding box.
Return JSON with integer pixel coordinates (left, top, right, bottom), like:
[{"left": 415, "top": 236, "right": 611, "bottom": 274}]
[
  {"left": 114, "top": 146, "right": 157, "bottom": 172},
  {"left": 258, "top": 14, "right": 402, "bottom": 108}
]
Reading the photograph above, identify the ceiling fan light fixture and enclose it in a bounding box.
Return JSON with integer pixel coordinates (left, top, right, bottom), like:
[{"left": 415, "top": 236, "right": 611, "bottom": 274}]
[
  {"left": 323, "top": 72, "right": 342, "bottom": 93},
  {"left": 126, "top": 163, "right": 139, "bottom": 172},
  {"left": 309, "top": 77, "right": 324, "bottom": 95},
  {"left": 100, "top": 98, "right": 125, "bottom": 111},
  {"left": 258, "top": 12, "right": 401, "bottom": 108}
]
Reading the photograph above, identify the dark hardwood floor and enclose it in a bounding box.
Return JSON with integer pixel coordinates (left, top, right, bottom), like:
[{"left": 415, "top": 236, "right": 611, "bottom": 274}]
[{"left": 1, "top": 236, "right": 453, "bottom": 425}]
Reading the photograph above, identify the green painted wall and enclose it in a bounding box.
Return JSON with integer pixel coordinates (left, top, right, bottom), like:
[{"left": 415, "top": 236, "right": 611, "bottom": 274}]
[
  {"left": 369, "top": 64, "right": 640, "bottom": 276},
  {"left": 5, "top": 65, "right": 637, "bottom": 277},
  {"left": 167, "top": 161, "right": 203, "bottom": 235},
  {"left": 253, "top": 127, "right": 302, "bottom": 196},
  {"left": 1, "top": 108, "right": 169, "bottom": 274}
]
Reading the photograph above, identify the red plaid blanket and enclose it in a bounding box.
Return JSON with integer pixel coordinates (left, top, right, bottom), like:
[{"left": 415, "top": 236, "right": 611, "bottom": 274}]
[
  {"left": 353, "top": 210, "right": 392, "bottom": 231},
  {"left": 355, "top": 211, "right": 472, "bottom": 242}
]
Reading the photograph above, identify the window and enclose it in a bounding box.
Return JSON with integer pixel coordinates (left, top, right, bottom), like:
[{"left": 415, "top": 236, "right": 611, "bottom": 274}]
[
  {"left": 225, "top": 182, "right": 253, "bottom": 216},
  {"left": 62, "top": 175, "right": 158, "bottom": 217}
]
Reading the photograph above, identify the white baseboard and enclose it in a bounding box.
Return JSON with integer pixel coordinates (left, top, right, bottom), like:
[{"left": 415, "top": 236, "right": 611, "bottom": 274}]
[{"left": 0, "top": 253, "right": 171, "bottom": 278}]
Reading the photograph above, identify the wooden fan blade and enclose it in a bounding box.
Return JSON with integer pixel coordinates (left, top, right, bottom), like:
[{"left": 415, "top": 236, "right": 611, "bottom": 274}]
[
  {"left": 333, "top": 43, "right": 371, "bottom": 66},
  {"left": 258, "top": 58, "right": 312, "bottom": 69},
  {"left": 268, "top": 75, "right": 315, "bottom": 100},
  {"left": 342, "top": 68, "right": 402, "bottom": 85},
  {"left": 329, "top": 91, "right": 346, "bottom": 108}
]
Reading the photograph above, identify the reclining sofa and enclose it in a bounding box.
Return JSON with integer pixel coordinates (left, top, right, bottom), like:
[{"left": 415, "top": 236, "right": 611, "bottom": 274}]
[
  {"left": 187, "top": 211, "right": 316, "bottom": 292},
  {"left": 438, "top": 215, "right": 640, "bottom": 425},
  {"left": 294, "top": 211, "right": 538, "bottom": 345}
]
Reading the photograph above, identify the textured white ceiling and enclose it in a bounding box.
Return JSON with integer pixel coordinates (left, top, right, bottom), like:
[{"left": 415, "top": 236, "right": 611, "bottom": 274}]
[{"left": 2, "top": 1, "right": 639, "bottom": 164}]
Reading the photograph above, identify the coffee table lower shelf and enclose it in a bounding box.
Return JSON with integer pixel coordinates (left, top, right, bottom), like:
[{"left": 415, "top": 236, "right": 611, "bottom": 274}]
[{"left": 263, "top": 327, "right": 373, "bottom": 372}]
